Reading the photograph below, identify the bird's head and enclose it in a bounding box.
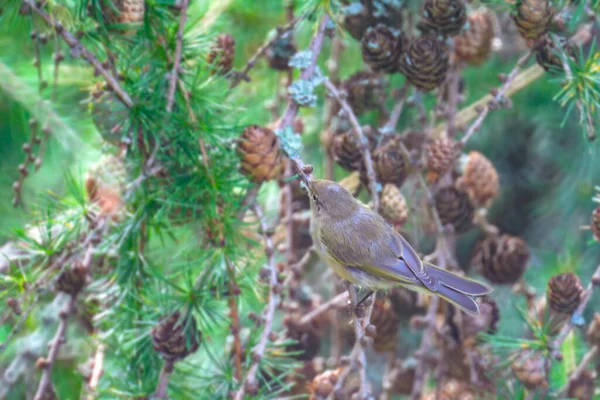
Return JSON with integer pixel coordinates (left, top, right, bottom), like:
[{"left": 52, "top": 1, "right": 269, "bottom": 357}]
[{"left": 303, "top": 179, "right": 361, "bottom": 219}]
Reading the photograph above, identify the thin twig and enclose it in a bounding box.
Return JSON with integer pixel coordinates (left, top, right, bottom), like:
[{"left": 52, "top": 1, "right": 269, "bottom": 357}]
[
  {"left": 234, "top": 204, "right": 279, "bottom": 400},
  {"left": 460, "top": 51, "right": 533, "bottom": 145},
  {"left": 226, "top": 260, "right": 243, "bottom": 381},
  {"left": 323, "top": 79, "right": 379, "bottom": 210},
  {"left": 33, "top": 296, "right": 75, "bottom": 400},
  {"left": 86, "top": 344, "right": 105, "bottom": 399},
  {"left": 153, "top": 360, "right": 174, "bottom": 399},
  {"left": 22, "top": 0, "right": 133, "bottom": 108},
  {"left": 230, "top": 16, "right": 302, "bottom": 89},
  {"left": 347, "top": 284, "right": 369, "bottom": 399},
  {"left": 381, "top": 82, "right": 410, "bottom": 132},
  {"left": 562, "top": 345, "right": 598, "bottom": 394},
  {"left": 166, "top": 0, "right": 189, "bottom": 113},
  {"left": 299, "top": 291, "right": 349, "bottom": 325}
]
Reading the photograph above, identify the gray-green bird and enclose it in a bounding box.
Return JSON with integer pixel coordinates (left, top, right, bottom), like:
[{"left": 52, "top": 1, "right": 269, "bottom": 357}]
[{"left": 304, "top": 178, "right": 492, "bottom": 315}]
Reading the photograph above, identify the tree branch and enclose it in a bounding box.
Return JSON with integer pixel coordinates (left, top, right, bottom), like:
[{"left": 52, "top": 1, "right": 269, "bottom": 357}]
[
  {"left": 299, "top": 291, "right": 349, "bottom": 326},
  {"left": 234, "top": 204, "right": 279, "bottom": 400},
  {"left": 22, "top": 0, "right": 133, "bottom": 108},
  {"left": 152, "top": 360, "right": 174, "bottom": 399},
  {"left": 226, "top": 260, "right": 243, "bottom": 381},
  {"left": 347, "top": 284, "right": 369, "bottom": 399},
  {"left": 166, "top": 0, "right": 189, "bottom": 113}
]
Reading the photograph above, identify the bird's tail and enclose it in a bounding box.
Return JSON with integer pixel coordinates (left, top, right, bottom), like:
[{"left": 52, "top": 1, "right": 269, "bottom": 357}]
[{"left": 400, "top": 262, "right": 492, "bottom": 315}]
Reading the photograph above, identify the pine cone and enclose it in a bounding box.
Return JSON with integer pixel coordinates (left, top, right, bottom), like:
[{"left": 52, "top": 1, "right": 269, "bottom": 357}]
[
  {"left": 454, "top": 10, "right": 495, "bottom": 66},
  {"left": 238, "top": 125, "right": 284, "bottom": 182},
  {"left": 423, "top": 379, "right": 477, "bottom": 400},
  {"left": 590, "top": 205, "right": 600, "bottom": 242},
  {"left": 331, "top": 132, "right": 364, "bottom": 171},
  {"left": 207, "top": 34, "right": 235, "bottom": 75},
  {"left": 459, "top": 151, "right": 499, "bottom": 208},
  {"left": 567, "top": 369, "right": 596, "bottom": 400},
  {"left": 343, "top": 71, "right": 385, "bottom": 115},
  {"left": 472, "top": 234, "right": 530, "bottom": 284},
  {"left": 363, "top": 137, "right": 410, "bottom": 189},
  {"left": 151, "top": 312, "right": 201, "bottom": 361},
  {"left": 98, "top": 0, "right": 145, "bottom": 25},
  {"left": 288, "top": 359, "right": 323, "bottom": 397},
  {"left": 512, "top": 0, "right": 553, "bottom": 41},
  {"left": 266, "top": 31, "right": 296, "bottom": 71},
  {"left": 309, "top": 369, "right": 339, "bottom": 399},
  {"left": 341, "top": 1, "right": 404, "bottom": 41},
  {"left": 400, "top": 36, "right": 449, "bottom": 91},
  {"left": 535, "top": 36, "right": 575, "bottom": 73},
  {"left": 284, "top": 315, "right": 322, "bottom": 361},
  {"left": 367, "top": 296, "right": 400, "bottom": 353},
  {"left": 86, "top": 155, "right": 126, "bottom": 220},
  {"left": 418, "top": 0, "right": 467, "bottom": 37},
  {"left": 547, "top": 273, "right": 584, "bottom": 314},
  {"left": 426, "top": 138, "right": 458, "bottom": 182},
  {"left": 435, "top": 186, "right": 474, "bottom": 233},
  {"left": 460, "top": 297, "right": 500, "bottom": 339},
  {"left": 380, "top": 184, "right": 409, "bottom": 227},
  {"left": 56, "top": 265, "right": 88, "bottom": 296},
  {"left": 512, "top": 352, "right": 547, "bottom": 390},
  {"left": 361, "top": 24, "right": 408, "bottom": 73},
  {"left": 586, "top": 313, "right": 600, "bottom": 347}
]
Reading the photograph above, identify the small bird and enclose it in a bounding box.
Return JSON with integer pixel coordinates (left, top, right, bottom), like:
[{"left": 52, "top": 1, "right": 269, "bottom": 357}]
[{"left": 304, "top": 178, "right": 492, "bottom": 315}]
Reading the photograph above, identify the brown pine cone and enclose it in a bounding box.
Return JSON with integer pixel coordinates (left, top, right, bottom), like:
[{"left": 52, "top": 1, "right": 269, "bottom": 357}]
[
  {"left": 151, "top": 312, "right": 201, "bottom": 361},
  {"left": 422, "top": 378, "right": 477, "bottom": 400},
  {"left": 207, "top": 34, "right": 235, "bottom": 75},
  {"left": 343, "top": 71, "right": 385, "bottom": 115},
  {"left": 309, "top": 369, "right": 339, "bottom": 399},
  {"left": 512, "top": 0, "right": 554, "bottom": 41},
  {"left": 363, "top": 137, "right": 410, "bottom": 189},
  {"left": 591, "top": 205, "right": 600, "bottom": 242},
  {"left": 331, "top": 132, "right": 364, "bottom": 171},
  {"left": 288, "top": 359, "right": 324, "bottom": 397},
  {"left": 98, "top": 0, "right": 145, "bottom": 25},
  {"left": 512, "top": 352, "right": 547, "bottom": 390},
  {"left": 586, "top": 313, "right": 600, "bottom": 347},
  {"left": 56, "top": 265, "right": 88, "bottom": 296},
  {"left": 266, "top": 30, "right": 296, "bottom": 71},
  {"left": 367, "top": 296, "right": 400, "bottom": 353},
  {"left": 547, "top": 273, "right": 584, "bottom": 314},
  {"left": 380, "top": 184, "right": 409, "bottom": 227},
  {"left": 400, "top": 36, "right": 449, "bottom": 91},
  {"left": 238, "top": 125, "right": 284, "bottom": 182},
  {"left": 535, "top": 36, "right": 575, "bottom": 73},
  {"left": 472, "top": 234, "right": 530, "bottom": 284},
  {"left": 435, "top": 186, "right": 474, "bottom": 233},
  {"left": 459, "top": 151, "right": 499, "bottom": 208},
  {"left": 361, "top": 24, "right": 408, "bottom": 73},
  {"left": 454, "top": 10, "right": 495, "bottom": 66},
  {"left": 418, "top": 0, "right": 467, "bottom": 37},
  {"left": 341, "top": 1, "right": 404, "bottom": 40},
  {"left": 567, "top": 369, "right": 596, "bottom": 400},
  {"left": 426, "top": 138, "right": 458, "bottom": 182},
  {"left": 460, "top": 297, "right": 500, "bottom": 339}
]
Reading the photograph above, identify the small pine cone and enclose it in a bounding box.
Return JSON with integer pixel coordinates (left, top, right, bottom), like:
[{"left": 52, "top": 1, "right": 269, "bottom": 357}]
[
  {"left": 309, "top": 369, "right": 339, "bottom": 400},
  {"left": 288, "top": 359, "right": 323, "bottom": 397},
  {"left": 436, "top": 379, "right": 476, "bottom": 400},
  {"left": 151, "top": 312, "right": 200, "bottom": 361},
  {"left": 535, "top": 36, "right": 575, "bottom": 73},
  {"left": 512, "top": 0, "right": 554, "bottom": 41},
  {"left": 387, "top": 361, "right": 415, "bottom": 395},
  {"left": 266, "top": 31, "right": 296, "bottom": 71},
  {"left": 547, "top": 273, "right": 584, "bottom": 314},
  {"left": 343, "top": 71, "right": 385, "bottom": 115},
  {"left": 512, "top": 352, "right": 547, "bottom": 390},
  {"left": 368, "top": 296, "right": 400, "bottom": 353},
  {"left": 472, "top": 234, "right": 530, "bottom": 284},
  {"left": 380, "top": 184, "right": 409, "bottom": 226},
  {"left": 590, "top": 205, "right": 600, "bottom": 242},
  {"left": 567, "top": 369, "right": 596, "bottom": 400},
  {"left": 284, "top": 316, "right": 321, "bottom": 361},
  {"left": 460, "top": 297, "right": 500, "bottom": 339},
  {"left": 342, "top": 2, "right": 376, "bottom": 40},
  {"left": 586, "top": 313, "right": 600, "bottom": 347},
  {"left": 207, "top": 34, "right": 235, "bottom": 75},
  {"left": 400, "top": 36, "right": 449, "bottom": 91},
  {"left": 363, "top": 137, "right": 410, "bottom": 189},
  {"left": 56, "top": 265, "right": 88, "bottom": 296},
  {"left": 361, "top": 25, "right": 408, "bottom": 73},
  {"left": 86, "top": 155, "right": 126, "bottom": 219},
  {"left": 418, "top": 0, "right": 467, "bottom": 37},
  {"left": 331, "top": 132, "right": 364, "bottom": 171},
  {"left": 238, "top": 125, "right": 284, "bottom": 182},
  {"left": 454, "top": 10, "right": 495, "bottom": 66},
  {"left": 434, "top": 186, "right": 474, "bottom": 233},
  {"left": 426, "top": 138, "right": 458, "bottom": 182},
  {"left": 459, "top": 151, "right": 499, "bottom": 208},
  {"left": 99, "top": 0, "right": 145, "bottom": 25}
]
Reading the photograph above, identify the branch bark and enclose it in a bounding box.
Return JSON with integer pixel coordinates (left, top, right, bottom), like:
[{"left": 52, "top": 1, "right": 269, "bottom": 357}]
[{"left": 166, "top": 0, "right": 190, "bottom": 113}]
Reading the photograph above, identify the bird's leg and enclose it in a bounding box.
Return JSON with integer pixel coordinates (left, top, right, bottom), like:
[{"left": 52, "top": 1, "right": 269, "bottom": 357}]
[{"left": 356, "top": 290, "right": 374, "bottom": 309}]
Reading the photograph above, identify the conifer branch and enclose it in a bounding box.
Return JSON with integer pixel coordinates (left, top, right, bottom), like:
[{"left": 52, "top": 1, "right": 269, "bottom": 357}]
[
  {"left": 562, "top": 345, "right": 598, "bottom": 394},
  {"left": 299, "top": 291, "right": 349, "bottom": 326},
  {"left": 153, "top": 360, "right": 174, "bottom": 399},
  {"left": 323, "top": 79, "right": 380, "bottom": 210},
  {"left": 230, "top": 16, "right": 301, "bottom": 89},
  {"left": 166, "top": 0, "right": 189, "bottom": 113},
  {"left": 21, "top": 0, "right": 133, "bottom": 108},
  {"left": 226, "top": 260, "right": 243, "bottom": 381},
  {"left": 347, "top": 284, "right": 370, "bottom": 399},
  {"left": 33, "top": 295, "right": 75, "bottom": 400},
  {"left": 234, "top": 204, "right": 278, "bottom": 400}
]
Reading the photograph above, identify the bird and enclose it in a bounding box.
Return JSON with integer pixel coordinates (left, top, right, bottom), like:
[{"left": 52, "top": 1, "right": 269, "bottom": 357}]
[{"left": 303, "top": 178, "right": 492, "bottom": 315}]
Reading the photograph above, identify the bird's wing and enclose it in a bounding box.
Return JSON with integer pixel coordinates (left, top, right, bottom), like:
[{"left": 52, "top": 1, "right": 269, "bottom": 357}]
[{"left": 318, "top": 208, "right": 420, "bottom": 285}]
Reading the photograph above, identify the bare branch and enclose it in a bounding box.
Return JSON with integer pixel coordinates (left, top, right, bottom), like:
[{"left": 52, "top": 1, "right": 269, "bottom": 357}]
[
  {"left": 152, "top": 360, "right": 174, "bottom": 399},
  {"left": 166, "top": 0, "right": 189, "bottom": 113},
  {"left": 299, "top": 291, "right": 349, "bottom": 326}
]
